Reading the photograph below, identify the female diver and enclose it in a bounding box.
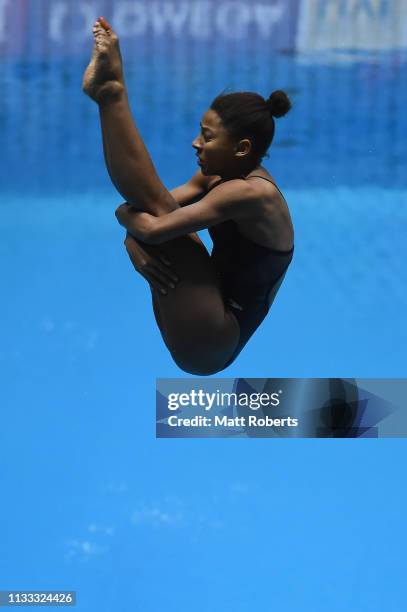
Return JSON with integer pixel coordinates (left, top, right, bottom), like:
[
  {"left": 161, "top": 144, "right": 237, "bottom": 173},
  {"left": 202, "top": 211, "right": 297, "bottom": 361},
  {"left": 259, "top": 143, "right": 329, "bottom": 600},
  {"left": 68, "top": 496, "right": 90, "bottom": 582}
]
[{"left": 83, "top": 17, "right": 294, "bottom": 376}]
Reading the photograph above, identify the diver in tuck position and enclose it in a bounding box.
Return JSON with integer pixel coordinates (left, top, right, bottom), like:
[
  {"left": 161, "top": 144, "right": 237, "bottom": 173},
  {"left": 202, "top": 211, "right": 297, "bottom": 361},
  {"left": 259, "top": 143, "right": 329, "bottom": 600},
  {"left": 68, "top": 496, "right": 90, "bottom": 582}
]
[{"left": 83, "top": 17, "right": 294, "bottom": 375}]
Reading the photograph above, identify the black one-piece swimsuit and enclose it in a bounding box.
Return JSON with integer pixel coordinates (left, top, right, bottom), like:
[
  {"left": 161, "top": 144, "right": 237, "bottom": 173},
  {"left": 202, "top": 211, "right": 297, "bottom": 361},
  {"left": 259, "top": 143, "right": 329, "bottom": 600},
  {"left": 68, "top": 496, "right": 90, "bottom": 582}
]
[{"left": 206, "top": 175, "right": 294, "bottom": 367}]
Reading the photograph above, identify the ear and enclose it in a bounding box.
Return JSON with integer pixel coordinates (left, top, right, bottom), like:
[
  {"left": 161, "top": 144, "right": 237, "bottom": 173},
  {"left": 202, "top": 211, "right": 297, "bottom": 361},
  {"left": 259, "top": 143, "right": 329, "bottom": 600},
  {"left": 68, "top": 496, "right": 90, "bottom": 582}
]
[{"left": 235, "top": 138, "right": 252, "bottom": 158}]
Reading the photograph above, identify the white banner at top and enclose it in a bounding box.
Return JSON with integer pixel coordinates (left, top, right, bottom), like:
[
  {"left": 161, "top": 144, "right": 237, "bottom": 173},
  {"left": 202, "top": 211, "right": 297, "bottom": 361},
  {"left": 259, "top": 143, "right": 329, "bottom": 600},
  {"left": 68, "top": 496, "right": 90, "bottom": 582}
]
[{"left": 296, "top": 0, "right": 407, "bottom": 51}]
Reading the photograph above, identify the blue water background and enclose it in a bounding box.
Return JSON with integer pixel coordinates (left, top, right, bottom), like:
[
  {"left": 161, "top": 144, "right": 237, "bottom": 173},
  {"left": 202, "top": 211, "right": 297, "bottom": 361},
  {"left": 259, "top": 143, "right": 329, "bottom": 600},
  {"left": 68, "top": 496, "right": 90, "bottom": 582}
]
[{"left": 1, "top": 9, "right": 407, "bottom": 612}]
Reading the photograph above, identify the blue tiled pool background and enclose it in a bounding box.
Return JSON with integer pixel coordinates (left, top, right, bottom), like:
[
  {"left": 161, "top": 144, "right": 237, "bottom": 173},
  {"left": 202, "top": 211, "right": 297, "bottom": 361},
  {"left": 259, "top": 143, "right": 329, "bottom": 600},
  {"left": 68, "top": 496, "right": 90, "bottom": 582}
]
[{"left": 1, "top": 2, "right": 406, "bottom": 610}]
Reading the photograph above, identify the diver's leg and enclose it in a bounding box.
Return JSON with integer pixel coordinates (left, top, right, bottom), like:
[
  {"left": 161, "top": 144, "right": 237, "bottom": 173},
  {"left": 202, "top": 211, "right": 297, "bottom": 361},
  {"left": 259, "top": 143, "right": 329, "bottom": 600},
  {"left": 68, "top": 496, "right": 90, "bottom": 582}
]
[
  {"left": 83, "top": 20, "right": 239, "bottom": 373},
  {"left": 83, "top": 18, "right": 177, "bottom": 215},
  {"left": 125, "top": 234, "right": 240, "bottom": 375}
]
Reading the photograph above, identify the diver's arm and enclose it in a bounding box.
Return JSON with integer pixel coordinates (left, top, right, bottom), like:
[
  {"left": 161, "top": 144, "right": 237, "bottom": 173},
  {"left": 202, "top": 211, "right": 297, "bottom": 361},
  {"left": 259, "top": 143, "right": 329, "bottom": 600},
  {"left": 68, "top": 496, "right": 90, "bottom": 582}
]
[
  {"left": 169, "top": 170, "right": 220, "bottom": 207},
  {"left": 115, "top": 179, "right": 257, "bottom": 244}
]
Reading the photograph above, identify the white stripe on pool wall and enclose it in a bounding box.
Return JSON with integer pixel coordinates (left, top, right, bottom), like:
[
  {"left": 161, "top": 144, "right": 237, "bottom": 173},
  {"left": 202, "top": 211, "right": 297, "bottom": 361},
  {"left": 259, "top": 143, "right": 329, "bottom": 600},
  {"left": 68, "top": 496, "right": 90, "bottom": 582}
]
[{"left": 296, "top": 0, "right": 407, "bottom": 52}]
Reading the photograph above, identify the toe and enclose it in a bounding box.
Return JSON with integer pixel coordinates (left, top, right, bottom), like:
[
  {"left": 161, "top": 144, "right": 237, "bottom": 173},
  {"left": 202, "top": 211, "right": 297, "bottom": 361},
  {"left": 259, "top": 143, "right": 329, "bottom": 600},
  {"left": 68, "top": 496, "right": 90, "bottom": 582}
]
[{"left": 99, "top": 16, "right": 112, "bottom": 32}]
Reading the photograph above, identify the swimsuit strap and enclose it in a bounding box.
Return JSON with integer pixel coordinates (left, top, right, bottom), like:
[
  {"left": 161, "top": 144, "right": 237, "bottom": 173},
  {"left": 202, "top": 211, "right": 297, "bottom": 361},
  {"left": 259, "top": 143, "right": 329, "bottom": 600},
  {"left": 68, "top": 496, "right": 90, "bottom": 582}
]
[
  {"left": 244, "top": 175, "right": 286, "bottom": 202},
  {"left": 206, "top": 174, "right": 284, "bottom": 198},
  {"left": 205, "top": 178, "right": 229, "bottom": 193},
  {"left": 245, "top": 175, "right": 277, "bottom": 183}
]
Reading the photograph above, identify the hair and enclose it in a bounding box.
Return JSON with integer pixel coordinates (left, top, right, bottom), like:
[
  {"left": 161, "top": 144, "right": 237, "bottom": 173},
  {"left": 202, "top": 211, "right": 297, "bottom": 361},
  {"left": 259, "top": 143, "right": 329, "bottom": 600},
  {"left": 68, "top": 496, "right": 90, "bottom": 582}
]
[{"left": 210, "top": 89, "right": 291, "bottom": 161}]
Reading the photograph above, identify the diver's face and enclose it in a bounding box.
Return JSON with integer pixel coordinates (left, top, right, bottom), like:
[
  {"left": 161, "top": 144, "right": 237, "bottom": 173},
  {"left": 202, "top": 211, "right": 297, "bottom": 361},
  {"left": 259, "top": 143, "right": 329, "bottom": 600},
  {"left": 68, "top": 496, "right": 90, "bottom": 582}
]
[{"left": 192, "top": 109, "right": 238, "bottom": 176}]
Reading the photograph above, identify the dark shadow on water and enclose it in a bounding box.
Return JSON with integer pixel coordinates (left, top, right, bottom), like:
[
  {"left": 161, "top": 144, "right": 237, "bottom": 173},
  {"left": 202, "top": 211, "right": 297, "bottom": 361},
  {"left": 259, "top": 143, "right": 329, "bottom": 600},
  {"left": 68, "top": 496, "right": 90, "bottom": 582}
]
[{"left": 234, "top": 378, "right": 379, "bottom": 438}]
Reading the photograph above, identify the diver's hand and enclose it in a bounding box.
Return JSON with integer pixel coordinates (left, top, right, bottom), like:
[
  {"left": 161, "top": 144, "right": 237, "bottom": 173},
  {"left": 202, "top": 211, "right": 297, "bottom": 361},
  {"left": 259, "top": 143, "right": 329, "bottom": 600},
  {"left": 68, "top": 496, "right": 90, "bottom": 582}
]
[
  {"left": 123, "top": 233, "right": 178, "bottom": 295},
  {"left": 116, "top": 203, "right": 158, "bottom": 243}
]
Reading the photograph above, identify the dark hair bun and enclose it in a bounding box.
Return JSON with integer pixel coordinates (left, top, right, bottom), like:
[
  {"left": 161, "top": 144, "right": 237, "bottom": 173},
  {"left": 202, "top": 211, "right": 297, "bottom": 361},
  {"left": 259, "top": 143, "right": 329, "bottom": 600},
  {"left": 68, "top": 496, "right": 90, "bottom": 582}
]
[{"left": 267, "top": 90, "right": 292, "bottom": 118}]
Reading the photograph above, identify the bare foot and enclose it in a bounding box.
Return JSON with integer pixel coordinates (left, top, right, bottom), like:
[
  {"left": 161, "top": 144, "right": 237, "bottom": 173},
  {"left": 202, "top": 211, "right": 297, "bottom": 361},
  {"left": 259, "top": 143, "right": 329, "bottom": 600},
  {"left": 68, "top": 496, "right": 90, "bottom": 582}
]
[{"left": 82, "top": 17, "right": 125, "bottom": 104}]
